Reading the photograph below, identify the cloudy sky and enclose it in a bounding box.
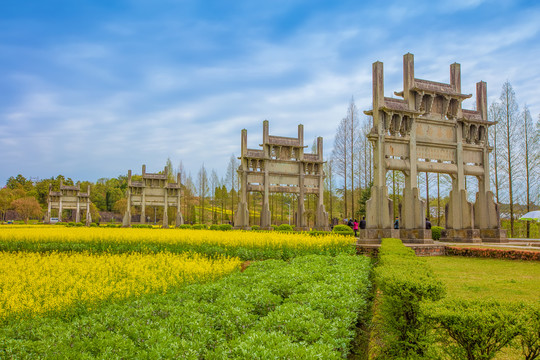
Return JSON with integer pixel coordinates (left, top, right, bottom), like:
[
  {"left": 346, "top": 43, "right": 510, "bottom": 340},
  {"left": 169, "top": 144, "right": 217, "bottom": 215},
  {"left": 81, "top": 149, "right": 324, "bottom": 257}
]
[{"left": 1, "top": 0, "right": 539, "bottom": 185}]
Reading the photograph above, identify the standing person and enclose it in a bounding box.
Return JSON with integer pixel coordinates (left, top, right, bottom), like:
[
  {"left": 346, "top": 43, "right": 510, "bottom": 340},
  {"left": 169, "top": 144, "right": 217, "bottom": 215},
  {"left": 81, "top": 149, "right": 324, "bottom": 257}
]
[
  {"left": 353, "top": 219, "right": 359, "bottom": 237},
  {"left": 359, "top": 216, "right": 366, "bottom": 229},
  {"left": 347, "top": 218, "right": 353, "bottom": 229},
  {"left": 394, "top": 217, "right": 399, "bottom": 229},
  {"left": 425, "top": 218, "right": 432, "bottom": 230}
]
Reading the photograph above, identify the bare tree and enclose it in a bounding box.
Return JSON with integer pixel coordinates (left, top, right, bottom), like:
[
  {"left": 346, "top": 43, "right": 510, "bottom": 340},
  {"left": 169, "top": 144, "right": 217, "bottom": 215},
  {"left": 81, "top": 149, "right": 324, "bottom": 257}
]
[
  {"left": 332, "top": 117, "right": 349, "bottom": 218},
  {"left": 324, "top": 159, "right": 335, "bottom": 222},
  {"left": 522, "top": 106, "right": 538, "bottom": 237},
  {"left": 165, "top": 157, "right": 174, "bottom": 182},
  {"left": 197, "top": 164, "right": 209, "bottom": 224},
  {"left": 346, "top": 98, "right": 360, "bottom": 218},
  {"left": 210, "top": 169, "right": 219, "bottom": 224},
  {"left": 497, "top": 81, "right": 521, "bottom": 236},
  {"left": 488, "top": 103, "right": 502, "bottom": 203},
  {"left": 226, "top": 154, "right": 239, "bottom": 220}
]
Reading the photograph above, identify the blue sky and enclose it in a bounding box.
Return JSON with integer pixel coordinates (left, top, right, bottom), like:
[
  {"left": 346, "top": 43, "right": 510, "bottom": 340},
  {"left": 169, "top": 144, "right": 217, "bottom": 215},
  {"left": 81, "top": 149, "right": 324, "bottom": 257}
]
[{"left": 1, "top": 0, "right": 539, "bottom": 185}]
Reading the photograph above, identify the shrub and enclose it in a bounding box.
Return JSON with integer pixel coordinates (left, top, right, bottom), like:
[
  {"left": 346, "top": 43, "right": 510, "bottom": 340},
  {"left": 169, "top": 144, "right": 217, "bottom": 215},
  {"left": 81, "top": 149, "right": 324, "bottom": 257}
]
[
  {"left": 67, "top": 222, "right": 76, "bottom": 227},
  {"left": 219, "top": 224, "right": 232, "bottom": 231},
  {"left": 251, "top": 225, "right": 260, "bottom": 231},
  {"left": 209, "top": 224, "right": 219, "bottom": 230},
  {"left": 271, "top": 225, "right": 278, "bottom": 230},
  {"left": 426, "top": 300, "right": 522, "bottom": 360},
  {"left": 431, "top": 226, "right": 443, "bottom": 240},
  {"left": 332, "top": 224, "right": 354, "bottom": 236},
  {"left": 75, "top": 222, "right": 84, "bottom": 227},
  {"left": 375, "top": 238, "right": 445, "bottom": 358},
  {"left": 192, "top": 224, "right": 208, "bottom": 230},
  {"left": 446, "top": 246, "right": 540, "bottom": 261},
  {"left": 277, "top": 224, "right": 294, "bottom": 232},
  {"left": 132, "top": 224, "right": 152, "bottom": 229},
  {"left": 518, "top": 304, "right": 540, "bottom": 360},
  {"left": 89, "top": 223, "right": 98, "bottom": 227},
  {"left": 178, "top": 224, "right": 192, "bottom": 229},
  {"left": 309, "top": 230, "right": 331, "bottom": 236}
]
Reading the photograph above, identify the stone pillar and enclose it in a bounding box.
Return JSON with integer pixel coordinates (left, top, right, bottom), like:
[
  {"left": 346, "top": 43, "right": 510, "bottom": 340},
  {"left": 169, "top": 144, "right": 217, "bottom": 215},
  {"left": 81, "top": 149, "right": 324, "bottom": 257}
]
[
  {"left": 141, "top": 188, "right": 146, "bottom": 224},
  {"left": 123, "top": 170, "right": 132, "bottom": 227},
  {"left": 46, "top": 184, "right": 52, "bottom": 223},
  {"left": 86, "top": 186, "right": 92, "bottom": 226},
  {"left": 442, "top": 122, "right": 480, "bottom": 242},
  {"left": 296, "top": 162, "right": 307, "bottom": 230},
  {"left": 400, "top": 119, "right": 432, "bottom": 243},
  {"left": 473, "top": 81, "right": 506, "bottom": 242},
  {"left": 58, "top": 198, "right": 63, "bottom": 222},
  {"left": 75, "top": 194, "right": 81, "bottom": 223},
  {"left": 315, "top": 137, "right": 329, "bottom": 230},
  {"left": 359, "top": 61, "right": 398, "bottom": 243},
  {"left": 175, "top": 173, "right": 184, "bottom": 227},
  {"left": 260, "top": 165, "right": 271, "bottom": 229},
  {"left": 163, "top": 188, "right": 169, "bottom": 228},
  {"left": 234, "top": 129, "right": 250, "bottom": 229}
]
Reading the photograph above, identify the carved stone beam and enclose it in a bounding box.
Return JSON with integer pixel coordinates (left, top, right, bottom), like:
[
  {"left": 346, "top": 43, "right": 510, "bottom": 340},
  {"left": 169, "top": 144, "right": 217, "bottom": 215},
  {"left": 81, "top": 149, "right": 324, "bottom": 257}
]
[
  {"left": 425, "top": 94, "right": 435, "bottom": 115},
  {"left": 469, "top": 126, "right": 477, "bottom": 144},
  {"left": 442, "top": 96, "right": 451, "bottom": 119},
  {"left": 463, "top": 123, "right": 470, "bottom": 143},
  {"left": 415, "top": 91, "right": 423, "bottom": 111},
  {"left": 397, "top": 114, "right": 405, "bottom": 137},
  {"left": 383, "top": 111, "right": 392, "bottom": 132}
]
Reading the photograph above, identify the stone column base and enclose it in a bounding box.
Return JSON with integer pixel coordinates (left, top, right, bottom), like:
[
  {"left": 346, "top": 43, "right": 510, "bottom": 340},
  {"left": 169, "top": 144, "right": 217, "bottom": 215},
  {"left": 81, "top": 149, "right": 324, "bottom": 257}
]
[
  {"left": 400, "top": 229, "right": 434, "bottom": 244},
  {"left": 440, "top": 229, "right": 482, "bottom": 243},
  {"left": 480, "top": 229, "right": 508, "bottom": 243},
  {"left": 357, "top": 229, "right": 401, "bottom": 244}
]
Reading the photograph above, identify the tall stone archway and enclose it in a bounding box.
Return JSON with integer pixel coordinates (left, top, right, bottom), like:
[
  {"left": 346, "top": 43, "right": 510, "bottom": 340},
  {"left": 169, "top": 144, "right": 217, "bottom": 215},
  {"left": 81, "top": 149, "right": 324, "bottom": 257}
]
[{"left": 360, "top": 53, "right": 506, "bottom": 244}]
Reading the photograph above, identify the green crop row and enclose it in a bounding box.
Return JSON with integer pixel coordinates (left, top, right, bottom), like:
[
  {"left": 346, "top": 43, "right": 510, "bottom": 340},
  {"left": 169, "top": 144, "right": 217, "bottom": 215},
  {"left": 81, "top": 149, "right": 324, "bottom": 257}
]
[
  {"left": 374, "top": 238, "right": 540, "bottom": 360},
  {"left": 0, "top": 254, "right": 372, "bottom": 359}
]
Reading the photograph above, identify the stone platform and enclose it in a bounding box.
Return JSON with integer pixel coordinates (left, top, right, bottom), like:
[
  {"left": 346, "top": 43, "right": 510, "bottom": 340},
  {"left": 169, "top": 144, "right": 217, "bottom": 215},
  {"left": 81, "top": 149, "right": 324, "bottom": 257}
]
[{"left": 356, "top": 242, "right": 447, "bottom": 257}]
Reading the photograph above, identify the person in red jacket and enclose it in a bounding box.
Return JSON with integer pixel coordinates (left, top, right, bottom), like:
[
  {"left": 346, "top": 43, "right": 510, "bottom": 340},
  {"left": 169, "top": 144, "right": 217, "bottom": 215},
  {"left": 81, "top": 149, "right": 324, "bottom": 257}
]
[{"left": 353, "top": 219, "right": 359, "bottom": 237}]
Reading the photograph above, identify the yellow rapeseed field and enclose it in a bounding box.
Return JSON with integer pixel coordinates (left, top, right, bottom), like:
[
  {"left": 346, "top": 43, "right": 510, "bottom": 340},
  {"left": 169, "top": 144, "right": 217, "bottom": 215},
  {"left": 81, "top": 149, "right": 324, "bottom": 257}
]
[
  {"left": 0, "top": 227, "right": 353, "bottom": 251},
  {"left": 0, "top": 251, "right": 241, "bottom": 320}
]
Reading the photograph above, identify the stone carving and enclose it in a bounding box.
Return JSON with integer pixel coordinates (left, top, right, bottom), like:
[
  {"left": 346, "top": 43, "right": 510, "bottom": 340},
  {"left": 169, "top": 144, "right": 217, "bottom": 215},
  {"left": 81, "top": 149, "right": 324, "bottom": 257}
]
[
  {"left": 235, "top": 120, "right": 329, "bottom": 230},
  {"left": 46, "top": 181, "right": 92, "bottom": 226},
  {"left": 361, "top": 53, "right": 506, "bottom": 243},
  {"left": 122, "top": 165, "right": 183, "bottom": 228}
]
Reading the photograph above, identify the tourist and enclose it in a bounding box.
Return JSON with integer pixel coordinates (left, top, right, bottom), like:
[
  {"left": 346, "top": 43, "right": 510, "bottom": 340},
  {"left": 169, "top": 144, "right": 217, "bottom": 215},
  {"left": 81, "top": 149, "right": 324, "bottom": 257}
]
[
  {"left": 359, "top": 216, "right": 366, "bottom": 229},
  {"left": 347, "top": 218, "right": 353, "bottom": 229},
  {"left": 353, "top": 219, "right": 359, "bottom": 237},
  {"left": 425, "top": 218, "right": 432, "bottom": 230},
  {"left": 394, "top": 217, "right": 399, "bottom": 229}
]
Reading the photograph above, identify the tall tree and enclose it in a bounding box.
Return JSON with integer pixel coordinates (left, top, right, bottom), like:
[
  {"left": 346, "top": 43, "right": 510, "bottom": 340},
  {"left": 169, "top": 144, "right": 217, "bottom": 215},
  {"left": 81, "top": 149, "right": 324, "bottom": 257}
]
[
  {"left": 346, "top": 98, "right": 359, "bottom": 218},
  {"left": 332, "top": 117, "right": 349, "bottom": 218},
  {"left": 226, "top": 154, "right": 239, "bottom": 220},
  {"left": 497, "top": 81, "right": 521, "bottom": 236},
  {"left": 521, "top": 106, "right": 538, "bottom": 237},
  {"left": 165, "top": 157, "right": 174, "bottom": 182},
  {"left": 324, "top": 159, "right": 336, "bottom": 222},
  {"left": 488, "top": 103, "right": 502, "bottom": 203},
  {"left": 197, "top": 164, "right": 209, "bottom": 224},
  {"left": 210, "top": 169, "right": 219, "bottom": 224}
]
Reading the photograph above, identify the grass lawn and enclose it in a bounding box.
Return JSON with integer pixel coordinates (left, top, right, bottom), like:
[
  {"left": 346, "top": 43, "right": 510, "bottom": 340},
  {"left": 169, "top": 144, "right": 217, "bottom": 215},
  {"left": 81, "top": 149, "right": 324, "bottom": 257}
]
[
  {"left": 425, "top": 256, "right": 539, "bottom": 360},
  {"left": 425, "top": 256, "right": 540, "bottom": 303}
]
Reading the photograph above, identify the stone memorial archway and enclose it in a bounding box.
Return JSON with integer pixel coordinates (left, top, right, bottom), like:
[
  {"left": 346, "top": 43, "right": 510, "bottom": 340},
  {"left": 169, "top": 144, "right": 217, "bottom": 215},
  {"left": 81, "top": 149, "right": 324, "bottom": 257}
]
[{"left": 360, "top": 53, "right": 506, "bottom": 244}]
